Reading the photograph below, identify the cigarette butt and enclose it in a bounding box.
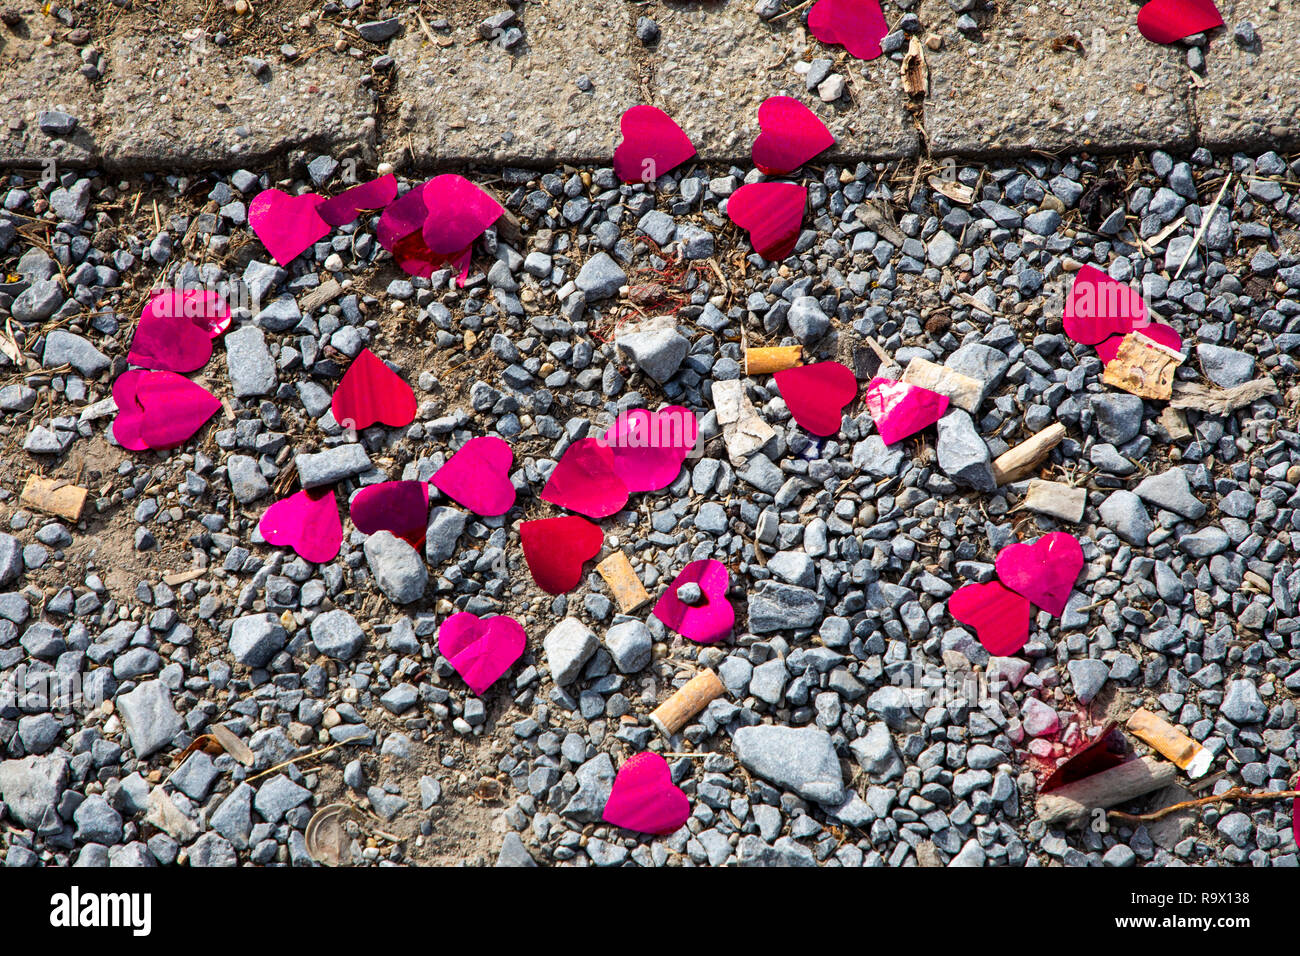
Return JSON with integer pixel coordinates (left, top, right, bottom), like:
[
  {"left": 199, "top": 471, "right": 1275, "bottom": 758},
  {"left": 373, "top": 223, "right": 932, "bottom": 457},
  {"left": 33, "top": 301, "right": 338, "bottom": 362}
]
[
  {"left": 596, "top": 551, "right": 650, "bottom": 614},
  {"left": 650, "top": 669, "right": 727, "bottom": 737},
  {"left": 1127, "top": 708, "right": 1213, "bottom": 778},
  {"left": 745, "top": 346, "right": 802, "bottom": 375}
]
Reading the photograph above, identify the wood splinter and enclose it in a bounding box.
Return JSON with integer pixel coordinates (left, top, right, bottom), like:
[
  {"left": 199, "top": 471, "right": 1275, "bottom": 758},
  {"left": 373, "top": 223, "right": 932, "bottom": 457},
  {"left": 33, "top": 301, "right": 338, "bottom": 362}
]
[
  {"left": 991, "top": 422, "right": 1066, "bottom": 485},
  {"left": 745, "top": 346, "right": 802, "bottom": 375},
  {"left": 650, "top": 669, "right": 727, "bottom": 737}
]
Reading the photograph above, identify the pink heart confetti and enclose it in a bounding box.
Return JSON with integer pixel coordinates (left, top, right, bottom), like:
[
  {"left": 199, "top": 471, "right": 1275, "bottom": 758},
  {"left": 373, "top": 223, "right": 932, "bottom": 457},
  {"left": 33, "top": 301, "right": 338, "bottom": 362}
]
[
  {"left": 727, "top": 181, "right": 806, "bottom": 261},
  {"left": 654, "top": 559, "right": 734, "bottom": 644},
  {"left": 259, "top": 487, "right": 342, "bottom": 564},
  {"left": 541, "top": 437, "right": 630, "bottom": 519},
  {"left": 995, "top": 532, "right": 1084, "bottom": 618},
  {"left": 602, "top": 752, "right": 691, "bottom": 835},
  {"left": 110, "top": 370, "right": 152, "bottom": 451},
  {"left": 774, "top": 361, "right": 859, "bottom": 437},
  {"left": 808, "top": 0, "right": 889, "bottom": 61},
  {"left": 349, "top": 480, "right": 430, "bottom": 549},
  {"left": 1137, "top": 0, "right": 1223, "bottom": 44},
  {"left": 248, "top": 188, "right": 329, "bottom": 266},
  {"left": 128, "top": 296, "right": 214, "bottom": 374},
  {"left": 863, "top": 376, "right": 950, "bottom": 445},
  {"left": 376, "top": 181, "right": 431, "bottom": 251},
  {"left": 142, "top": 288, "right": 231, "bottom": 337},
  {"left": 752, "top": 96, "right": 835, "bottom": 175},
  {"left": 948, "top": 581, "right": 1031, "bottom": 657},
  {"left": 331, "top": 348, "right": 417, "bottom": 431},
  {"left": 421, "top": 175, "right": 504, "bottom": 257},
  {"left": 599, "top": 405, "right": 699, "bottom": 493},
  {"left": 438, "top": 612, "right": 527, "bottom": 696},
  {"left": 113, "top": 371, "right": 221, "bottom": 451},
  {"left": 519, "top": 515, "right": 603, "bottom": 594},
  {"left": 612, "top": 105, "right": 697, "bottom": 184},
  {"left": 316, "top": 173, "right": 399, "bottom": 227},
  {"left": 1063, "top": 265, "right": 1148, "bottom": 345},
  {"left": 431, "top": 436, "right": 517, "bottom": 517},
  {"left": 1094, "top": 323, "right": 1184, "bottom": 364}
]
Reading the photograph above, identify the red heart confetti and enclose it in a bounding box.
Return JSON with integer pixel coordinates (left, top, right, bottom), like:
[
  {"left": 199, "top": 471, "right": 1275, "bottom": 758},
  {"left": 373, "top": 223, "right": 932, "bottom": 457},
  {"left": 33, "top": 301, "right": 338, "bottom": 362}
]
[
  {"left": 948, "top": 581, "right": 1031, "bottom": 657},
  {"left": 599, "top": 405, "right": 699, "bottom": 493},
  {"left": 1094, "top": 323, "right": 1184, "bottom": 364},
  {"left": 376, "top": 181, "right": 431, "bottom": 251},
  {"left": 1063, "top": 265, "right": 1148, "bottom": 345},
  {"left": 727, "top": 181, "right": 806, "bottom": 261},
  {"left": 520, "top": 515, "right": 604, "bottom": 594},
  {"left": 602, "top": 752, "right": 691, "bottom": 835},
  {"left": 421, "top": 174, "right": 504, "bottom": 256},
  {"left": 248, "top": 188, "right": 329, "bottom": 266},
  {"left": 808, "top": 0, "right": 889, "bottom": 61},
  {"left": 752, "top": 96, "right": 835, "bottom": 175},
  {"left": 438, "top": 612, "right": 527, "bottom": 696},
  {"left": 259, "top": 487, "right": 342, "bottom": 564},
  {"left": 349, "top": 480, "right": 430, "bottom": 548},
  {"left": 316, "top": 173, "right": 399, "bottom": 227},
  {"left": 994, "top": 532, "right": 1084, "bottom": 618},
  {"left": 1137, "top": 0, "right": 1223, "bottom": 44},
  {"left": 774, "top": 361, "right": 859, "bottom": 437},
  {"left": 612, "top": 105, "right": 696, "bottom": 184},
  {"left": 1039, "top": 722, "right": 1128, "bottom": 794},
  {"left": 863, "top": 376, "right": 950, "bottom": 445},
  {"left": 431, "top": 436, "right": 517, "bottom": 517},
  {"left": 541, "top": 436, "right": 630, "bottom": 519},
  {"left": 654, "top": 559, "right": 734, "bottom": 644},
  {"left": 331, "top": 348, "right": 417, "bottom": 431}
]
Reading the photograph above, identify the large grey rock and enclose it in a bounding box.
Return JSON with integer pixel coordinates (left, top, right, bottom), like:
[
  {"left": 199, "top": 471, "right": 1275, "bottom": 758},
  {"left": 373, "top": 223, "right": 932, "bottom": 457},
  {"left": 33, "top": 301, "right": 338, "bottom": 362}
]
[
  {"left": 544, "top": 617, "right": 599, "bottom": 685},
  {"left": 496, "top": 832, "right": 538, "bottom": 867},
  {"left": 425, "top": 506, "right": 467, "bottom": 565},
  {"left": 74, "top": 794, "right": 124, "bottom": 844},
  {"left": 1220, "top": 679, "right": 1266, "bottom": 724},
  {"left": 210, "top": 782, "right": 254, "bottom": 849},
  {"left": 562, "top": 752, "right": 615, "bottom": 821},
  {"left": 115, "top": 680, "right": 182, "bottom": 758},
  {"left": 0, "top": 754, "right": 69, "bottom": 829},
  {"left": 604, "top": 619, "right": 652, "bottom": 673},
  {"left": 310, "top": 609, "right": 366, "bottom": 660},
  {"left": 1196, "top": 343, "right": 1254, "bottom": 388},
  {"left": 748, "top": 581, "right": 823, "bottom": 633},
  {"left": 1067, "top": 659, "right": 1110, "bottom": 705},
  {"left": 1134, "top": 468, "right": 1205, "bottom": 519},
  {"left": 364, "top": 531, "right": 427, "bottom": 604},
  {"left": 296, "top": 444, "right": 372, "bottom": 488},
  {"left": 615, "top": 315, "right": 688, "bottom": 383},
  {"left": 1098, "top": 490, "right": 1153, "bottom": 545},
  {"left": 732, "top": 725, "right": 845, "bottom": 803},
  {"left": 1179, "top": 526, "right": 1230, "bottom": 557},
  {"left": 11, "top": 279, "right": 64, "bottom": 323},
  {"left": 945, "top": 342, "right": 1010, "bottom": 407},
  {"left": 1090, "top": 393, "right": 1143, "bottom": 445},
  {"left": 43, "top": 330, "right": 110, "bottom": 376},
  {"left": 225, "top": 324, "right": 276, "bottom": 398},
  {"left": 936, "top": 409, "right": 995, "bottom": 491},
  {"left": 229, "top": 613, "right": 287, "bottom": 667},
  {"left": 575, "top": 252, "right": 626, "bottom": 299}
]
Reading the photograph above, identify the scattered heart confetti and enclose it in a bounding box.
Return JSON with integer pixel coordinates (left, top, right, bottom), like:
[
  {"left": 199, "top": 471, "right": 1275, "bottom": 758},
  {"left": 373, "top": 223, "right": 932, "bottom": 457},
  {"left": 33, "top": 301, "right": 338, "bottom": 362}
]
[
  {"left": 376, "top": 181, "right": 431, "bottom": 251},
  {"left": 994, "top": 532, "right": 1084, "bottom": 618},
  {"left": 128, "top": 295, "right": 215, "bottom": 373},
  {"left": 248, "top": 188, "right": 329, "bottom": 266},
  {"left": 141, "top": 288, "right": 231, "bottom": 337},
  {"left": 1039, "top": 722, "right": 1127, "bottom": 793},
  {"left": 421, "top": 174, "right": 504, "bottom": 256},
  {"left": 653, "top": 559, "right": 734, "bottom": 644},
  {"left": 751, "top": 96, "right": 835, "bottom": 175},
  {"left": 602, "top": 752, "right": 691, "bottom": 835},
  {"left": 600, "top": 405, "right": 699, "bottom": 493},
  {"left": 948, "top": 581, "right": 1031, "bottom": 656},
  {"left": 389, "top": 229, "right": 441, "bottom": 280},
  {"left": 541, "top": 437, "right": 630, "bottom": 519},
  {"left": 727, "top": 181, "right": 806, "bottom": 261},
  {"left": 1094, "top": 323, "right": 1183, "bottom": 364},
  {"left": 612, "top": 105, "right": 696, "bottom": 184},
  {"left": 330, "top": 348, "right": 417, "bottom": 431},
  {"left": 808, "top": 0, "right": 889, "bottom": 61},
  {"left": 437, "top": 612, "right": 527, "bottom": 696},
  {"left": 1063, "top": 265, "right": 1148, "bottom": 345},
  {"left": 259, "top": 487, "right": 342, "bottom": 564},
  {"left": 1137, "top": 0, "right": 1222, "bottom": 44},
  {"left": 774, "top": 361, "right": 858, "bottom": 436},
  {"left": 863, "top": 376, "right": 950, "bottom": 444},
  {"left": 113, "top": 370, "right": 221, "bottom": 451},
  {"left": 316, "top": 173, "right": 399, "bottom": 227},
  {"left": 520, "top": 515, "right": 603, "bottom": 594},
  {"left": 349, "top": 480, "right": 430, "bottom": 548},
  {"left": 431, "top": 436, "right": 517, "bottom": 517}
]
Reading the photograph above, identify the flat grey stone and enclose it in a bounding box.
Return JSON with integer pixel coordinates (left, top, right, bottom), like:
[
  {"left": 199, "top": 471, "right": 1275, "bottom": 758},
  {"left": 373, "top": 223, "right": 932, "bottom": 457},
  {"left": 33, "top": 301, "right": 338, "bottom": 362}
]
[
  {"left": 310, "top": 609, "right": 367, "bottom": 660},
  {"left": 787, "top": 296, "right": 829, "bottom": 343},
  {"left": 226, "top": 454, "right": 269, "bottom": 504},
  {"left": 43, "top": 329, "right": 109, "bottom": 377},
  {"left": 1067, "top": 659, "right": 1110, "bottom": 705},
  {"left": 364, "top": 531, "right": 427, "bottom": 605},
  {"left": 225, "top": 325, "right": 276, "bottom": 398},
  {"left": 253, "top": 773, "right": 311, "bottom": 823},
  {"left": 1133, "top": 468, "right": 1205, "bottom": 519},
  {"left": 850, "top": 722, "right": 904, "bottom": 781},
  {"left": 0, "top": 754, "right": 69, "bottom": 829},
  {"left": 604, "top": 619, "right": 652, "bottom": 673},
  {"left": 296, "top": 443, "right": 373, "bottom": 488},
  {"left": 1091, "top": 393, "right": 1144, "bottom": 445},
  {"left": 116, "top": 679, "right": 182, "bottom": 759},
  {"left": 1099, "top": 489, "right": 1153, "bottom": 545},
  {"left": 210, "top": 782, "right": 254, "bottom": 849},
  {"left": 936, "top": 409, "right": 995, "bottom": 492},
  {"left": 615, "top": 315, "right": 688, "bottom": 383},
  {"left": 562, "top": 752, "right": 615, "bottom": 821},
  {"left": 731, "top": 725, "right": 845, "bottom": 804},
  {"left": 229, "top": 613, "right": 288, "bottom": 667},
  {"left": 13, "top": 280, "right": 66, "bottom": 324},
  {"left": 1196, "top": 343, "right": 1255, "bottom": 388},
  {"left": 544, "top": 617, "right": 599, "bottom": 685},
  {"left": 425, "top": 506, "right": 467, "bottom": 565},
  {"left": 748, "top": 581, "right": 823, "bottom": 633},
  {"left": 575, "top": 251, "right": 626, "bottom": 300},
  {"left": 1220, "top": 679, "right": 1266, "bottom": 724},
  {"left": 496, "top": 831, "right": 538, "bottom": 867}
]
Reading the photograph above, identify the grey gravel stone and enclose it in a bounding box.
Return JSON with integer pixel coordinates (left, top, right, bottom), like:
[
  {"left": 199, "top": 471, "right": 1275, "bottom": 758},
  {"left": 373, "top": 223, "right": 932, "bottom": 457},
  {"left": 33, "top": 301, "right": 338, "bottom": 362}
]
[
  {"left": 615, "top": 315, "right": 688, "bottom": 383},
  {"left": 364, "top": 531, "right": 427, "bottom": 604},
  {"left": 229, "top": 613, "right": 288, "bottom": 667},
  {"left": 296, "top": 444, "right": 372, "bottom": 488},
  {"left": 425, "top": 506, "right": 467, "bottom": 565},
  {"left": 1133, "top": 468, "right": 1205, "bottom": 519},
  {"left": 1099, "top": 490, "right": 1153, "bottom": 545},
  {"left": 225, "top": 325, "right": 277, "bottom": 398},
  {"left": 575, "top": 252, "right": 625, "bottom": 299},
  {"left": 732, "top": 725, "right": 845, "bottom": 804},
  {"left": 43, "top": 330, "right": 110, "bottom": 377},
  {"left": 311, "top": 609, "right": 367, "bottom": 660},
  {"left": 544, "top": 617, "right": 599, "bottom": 685},
  {"left": 604, "top": 619, "right": 652, "bottom": 673},
  {"left": 1196, "top": 343, "right": 1254, "bottom": 388},
  {"left": 115, "top": 680, "right": 182, "bottom": 759},
  {"left": 936, "top": 409, "right": 994, "bottom": 492}
]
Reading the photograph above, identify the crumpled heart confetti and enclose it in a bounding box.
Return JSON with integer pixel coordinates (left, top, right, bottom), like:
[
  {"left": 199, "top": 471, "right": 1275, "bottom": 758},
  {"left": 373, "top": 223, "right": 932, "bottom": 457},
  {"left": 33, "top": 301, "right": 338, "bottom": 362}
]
[
  {"left": 112, "top": 370, "right": 221, "bottom": 451},
  {"left": 808, "top": 0, "right": 889, "bottom": 61},
  {"left": 1039, "top": 722, "right": 1127, "bottom": 793},
  {"left": 375, "top": 179, "right": 486, "bottom": 286},
  {"left": 948, "top": 581, "right": 1031, "bottom": 656},
  {"left": 258, "top": 487, "right": 342, "bottom": 564},
  {"left": 774, "top": 361, "right": 858, "bottom": 436},
  {"left": 437, "top": 612, "right": 527, "bottom": 696},
  {"left": 994, "top": 532, "right": 1084, "bottom": 618},
  {"left": 431, "top": 436, "right": 517, "bottom": 517},
  {"left": 1095, "top": 323, "right": 1183, "bottom": 364},
  {"left": 248, "top": 188, "right": 329, "bottom": 266},
  {"left": 1137, "top": 0, "right": 1222, "bottom": 44},
  {"left": 520, "top": 515, "right": 603, "bottom": 594},
  {"left": 421, "top": 174, "right": 504, "bottom": 258},
  {"left": 752, "top": 96, "right": 835, "bottom": 175},
  {"left": 600, "top": 405, "right": 699, "bottom": 493},
  {"left": 612, "top": 105, "right": 696, "bottom": 184},
  {"left": 863, "top": 376, "right": 950, "bottom": 445},
  {"left": 541, "top": 436, "right": 630, "bottom": 519},
  {"left": 128, "top": 292, "right": 220, "bottom": 373},
  {"left": 316, "top": 173, "right": 399, "bottom": 227},
  {"left": 727, "top": 181, "right": 807, "bottom": 261},
  {"left": 349, "top": 480, "right": 430, "bottom": 548},
  {"left": 654, "top": 559, "right": 734, "bottom": 644},
  {"left": 1063, "top": 265, "right": 1148, "bottom": 345},
  {"left": 331, "top": 348, "right": 417, "bottom": 431},
  {"left": 602, "top": 752, "right": 691, "bottom": 835}
]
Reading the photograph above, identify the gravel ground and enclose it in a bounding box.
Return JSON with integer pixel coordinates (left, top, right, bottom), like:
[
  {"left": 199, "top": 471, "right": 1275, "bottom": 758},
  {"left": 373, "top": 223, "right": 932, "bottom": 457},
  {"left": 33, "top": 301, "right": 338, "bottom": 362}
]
[{"left": 0, "top": 141, "right": 1298, "bottom": 868}]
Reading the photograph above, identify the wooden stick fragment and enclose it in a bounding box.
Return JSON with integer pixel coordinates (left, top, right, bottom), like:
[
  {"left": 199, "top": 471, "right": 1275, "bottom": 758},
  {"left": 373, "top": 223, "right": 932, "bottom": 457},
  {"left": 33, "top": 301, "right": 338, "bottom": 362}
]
[
  {"left": 1035, "top": 756, "right": 1177, "bottom": 828},
  {"left": 650, "top": 669, "right": 727, "bottom": 737},
  {"left": 991, "top": 423, "right": 1066, "bottom": 484},
  {"left": 21, "top": 474, "right": 88, "bottom": 522},
  {"left": 745, "top": 345, "right": 802, "bottom": 375}
]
